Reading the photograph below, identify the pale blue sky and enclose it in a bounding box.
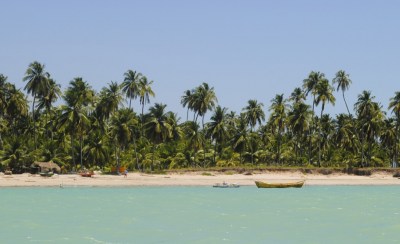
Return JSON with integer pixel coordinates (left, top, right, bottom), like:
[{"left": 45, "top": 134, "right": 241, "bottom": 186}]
[{"left": 1, "top": 0, "right": 400, "bottom": 120}]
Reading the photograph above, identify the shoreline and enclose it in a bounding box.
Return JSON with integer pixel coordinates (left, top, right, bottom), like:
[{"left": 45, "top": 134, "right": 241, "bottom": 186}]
[{"left": 1, "top": 171, "right": 400, "bottom": 187}]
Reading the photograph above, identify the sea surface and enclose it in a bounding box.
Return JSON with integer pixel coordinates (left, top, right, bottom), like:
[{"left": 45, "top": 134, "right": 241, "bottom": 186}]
[{"left": 1, "top": 185, "right": 399, "bottom": 243}]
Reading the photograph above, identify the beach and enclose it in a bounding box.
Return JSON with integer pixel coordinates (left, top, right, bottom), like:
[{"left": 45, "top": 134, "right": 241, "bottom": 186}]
[{"left": 1, "top": 171, "right": 399, "bottom": 187}]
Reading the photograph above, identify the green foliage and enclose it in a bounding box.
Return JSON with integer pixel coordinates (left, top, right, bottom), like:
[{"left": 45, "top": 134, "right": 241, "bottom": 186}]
[{"left": 1, "top": 66, "right": 400, "bottom": 172}]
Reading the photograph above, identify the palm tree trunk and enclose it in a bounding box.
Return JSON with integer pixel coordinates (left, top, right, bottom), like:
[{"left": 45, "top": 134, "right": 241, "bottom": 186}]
[
  {"left": 277, "top": 130, "right": 281, "bottom": 166},
  {"left": 213, "top": 141, "right": 217, "bottom": 165},
  {"left": 203, "top": 142, "right": 206, "bottom": 168},
  {"left": 141, "top": 103, "right": 145, "bottom": 137},
  {"left": 80, "top": 134, "right": 83, "bottom": 169},
  {"left": 133, "top": 136, "right": 141, "bottom": 171},
  {"left": 344, "top": 90, "right": 364, "bottom": 165},
  {"left": 151, "top": 144, "right": 155, "bottom": 171},
  {"left": 308, "top": 97, "right": 315, "bottom": 165},
  {"left": 32, "top": 96, "right": 37, "bottom": 149},
  {"left": 71, "top": 133, "right": 76, "bottom": 171},
  {"left": 394, "top": 123, "right": 399, "bottom": 168},
  {"left": 318, "top": 107, "right": 323, "bottom": 167}
]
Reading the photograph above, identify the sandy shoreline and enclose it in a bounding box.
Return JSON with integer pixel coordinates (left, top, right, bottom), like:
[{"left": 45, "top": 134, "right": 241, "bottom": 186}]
[{"left": 1, "top": 171, "right": 400, "bottom": 187}]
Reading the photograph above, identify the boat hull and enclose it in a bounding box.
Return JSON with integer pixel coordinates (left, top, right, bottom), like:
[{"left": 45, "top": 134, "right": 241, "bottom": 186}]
[
  {"left": 255, "top": 180, "right": 305, "bottom": 188},
  {"left": 213, "top": 183, "right": 240, "bottom": 188}
]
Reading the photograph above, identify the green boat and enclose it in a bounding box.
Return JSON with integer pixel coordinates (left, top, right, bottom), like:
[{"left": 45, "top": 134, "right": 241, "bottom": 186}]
[
  {"left": 255, "top": 180, "right": 305, "bottom": 188},
  {"left": 39, "top": 171, "right": 54, "bottom": 177}
]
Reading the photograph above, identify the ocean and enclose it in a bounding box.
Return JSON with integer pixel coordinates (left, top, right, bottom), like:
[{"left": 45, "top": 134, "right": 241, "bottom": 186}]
[{"left": 1, "top": 186, "right": 399, "bottom": 243}]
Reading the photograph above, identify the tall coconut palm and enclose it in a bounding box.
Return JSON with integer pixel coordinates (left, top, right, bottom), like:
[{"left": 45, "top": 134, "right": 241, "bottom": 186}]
[
  {"left": 5, "top": 84, "right": 29, "bottom": 132},
  {"left": 303, "top": 71, "right": 327, "bottom": 164},
  {"left": 181, "top": 89, "right": 194, "bottom": 121},
  {"left": 269, "top": 94, "right": 288, "bottom": 165},
  {"left": 333, "top": 114, "right": 356, "bottom": 154},
  {"left": 138, "top": 76, "right": 155, "bottom": 135},
  {"left": 122, "top": 69, "right": 142, "bottom": 110},
  {"left": 0, "top": 74, "right": 10, "bottom": 148},
  {"left": 109, "top": 108, "right": 138, "bottom": 173},
  {"left": 206, "top": 106, "right": 229, "bottom": 164},
  {"left": 58, "top": 78, "right": 94, "bottom": 170},
  {"left": 243, "top": 99, "right": 265, "bottom": 132},
  {"left": 23, "top": 61, "right": 50, "bottom": 148},
  {"left": 388, "top": 91, "right": 400, "bottom": 167},
  {"left": 287, "top": 102, "right": 312, "bottom": 165},
  {"left": 314, "top": 79, "right": 335, "bottom": 166},
  {"left": 192, "top": 83, "right": 217, "bottom": 128},
  {"left": 380, "top": 118, "right": 396, "bottom": 167},
  {"left": 354, "top": 91, "right": 384, "bottom": 166},
  {"left": 97, "top": 81, "right": 123, "bottom": 120},
  {"left": 230, "top": 113, "right": 249, "bottom": 164},
  {"left": 332, "top": 70, "right": 352, "bottom": 116},
  {"left": 289, "top": 87, "right": 306, "bottom": 104},
  {"left": 36, "top": 78, "right": 61, "bottom": 139},
  {"left": 242, "top": 99, "right": 264, "bottom": 164},
  {"left": 183, "top": 121, "right": 204, "bottom": 167},
  {"left": 145, "top": 103, "right": 172, "bottom": 170},
  {"left": 0, "top": 74, "right": 8, "bottom": 115}
]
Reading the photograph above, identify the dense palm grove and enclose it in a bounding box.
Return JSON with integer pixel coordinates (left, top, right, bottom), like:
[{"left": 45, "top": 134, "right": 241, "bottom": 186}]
[{"left": 1, "top": 61, "right": 400, "bottom": 173}]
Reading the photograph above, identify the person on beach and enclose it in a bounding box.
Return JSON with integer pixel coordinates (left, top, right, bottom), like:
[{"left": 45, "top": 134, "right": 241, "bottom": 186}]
[{"left": 124, "top": 169, "right": 128, "bottom": 178}]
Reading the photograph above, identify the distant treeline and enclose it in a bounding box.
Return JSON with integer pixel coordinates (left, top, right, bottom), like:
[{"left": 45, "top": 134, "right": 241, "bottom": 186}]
[{"left": 1, "top": 61, "right": 399, "bottom": 173}]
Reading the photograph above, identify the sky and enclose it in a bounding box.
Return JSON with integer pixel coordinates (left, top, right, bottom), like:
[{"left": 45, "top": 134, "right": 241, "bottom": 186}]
[{"left": 1, "top": 0, "right": 400, "bottom": 121}]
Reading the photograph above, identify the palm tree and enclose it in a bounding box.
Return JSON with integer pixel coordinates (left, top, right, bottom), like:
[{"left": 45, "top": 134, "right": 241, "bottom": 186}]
[
  {"left": 138, "top": 76, "right": 155, "bottom": 135},
  {"left": 354, "top": 91, "right": 384, "bottom": 166},
  {"left": 0, "top": 74, "right": 10, "bottom": 148},
  {"left": 109, "top": 108, "right": 138, "bottom": 173},
  {"left": 97, "top": 81, "right": 123, "bottom": 120},
  {"left": 84, "top": 130, "right": 110, "bottom": 168},
  {"left": 287, "top": 102, "right": 312, "bottom": 165},
  {"left": 289, "top": 87, "right": 306, "bottom": 104},
  {"left": 5, "top": 84, "right": 29, "bottom": 132},
  {"left": 0, "top": 136, "right": 29, "bottom": 173},
  {"left": 206, "top": 106, "right": 229, "bottom": 164},
  {"left": 23, "top": 61, "right": 50, "bottom": 148},
  {"left": 243, "top": 99, "right": 265, "bottom": 132},
  {"left": 242, "top": 100, "right": 264, "bottom": 164},
  {"left": 36, "top": 78, "right": 61, "bottom": 139},
  {"left": 145, "top": 103, "right": 172, "bottom": 170},
  {"left": 183, "top": 121, "right": 204, "bottom": 167},
  {"left": 388, "top": 92, "right": 400, "bottom": 167},
  {"left": 230, "top": 113, "right": 249, "bottom": 164},
  {"left": 122, "top": 69, "right": 142, "bottom": 110},
  {"left": 269, "top": 94, "right": 288, "bottom": 165},
  {"left": 181, "top": 89, "right": 194, "bottom": 121},
  {"left": 380, "top": 118, "right": 396, "bottom": 167},
  {"left": 333, "top": 114, "right": 357, "bottom": 155},
  {"left": 0, "top": 74, "right": 9, "bottom": 115},
  {"left": 314, "top": 79, "right": 335, "bottom": 166},
  {"left": 192, "top": 83, "right": 217, "bottom": 128},
  {"left": 332, "top": 70, "right": 352, "bottom": 116},
  {"left": 303, "top": 71, "right": 327, "bottom": 164},
  {"left": 58, "top": 77, "right": 94, "bottom": 170}
]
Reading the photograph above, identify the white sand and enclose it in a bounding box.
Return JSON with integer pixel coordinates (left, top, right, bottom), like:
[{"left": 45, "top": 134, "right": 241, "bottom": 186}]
[{"left": 0, "top": 171, "right": 399, "bottom": 187}]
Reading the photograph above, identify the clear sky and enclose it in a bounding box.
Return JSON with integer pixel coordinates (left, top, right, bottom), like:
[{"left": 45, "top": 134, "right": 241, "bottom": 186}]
[{"left": 1, "top": 0, "right": 400, "bottom": 121}]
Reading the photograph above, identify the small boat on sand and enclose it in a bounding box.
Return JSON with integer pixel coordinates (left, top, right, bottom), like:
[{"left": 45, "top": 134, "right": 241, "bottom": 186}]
[
  {"left": 213, "top": 182, "right": 240, "bottom": 188},
  {"left": 39, "top": 171, "right": 54, "bottom": 177},
  {"left": 255, "top": 180, "right": 305, "bottom": 188},
  {"left": 80, "top": 171, "right": 94, "bottom": 177}
]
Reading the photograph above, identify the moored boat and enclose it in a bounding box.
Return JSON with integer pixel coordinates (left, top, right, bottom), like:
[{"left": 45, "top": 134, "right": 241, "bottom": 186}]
[
  {"left": 80, "top": 171, "right": 94, "bottom": 177},
  {"left": 213, "top": 182, "right": 240, "bottom": 188},
  {"left": 255, "top": 180, "right": 305, "bottom": 188},
  {"left": 39, "top": 171, "right": 54, "bottom": 177}
]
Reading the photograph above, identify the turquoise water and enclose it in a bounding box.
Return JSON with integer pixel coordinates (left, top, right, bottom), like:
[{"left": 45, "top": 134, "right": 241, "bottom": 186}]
[{"left": 1, "top": 186, "right": 400, "bottom": 243}]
